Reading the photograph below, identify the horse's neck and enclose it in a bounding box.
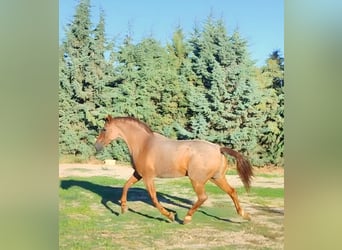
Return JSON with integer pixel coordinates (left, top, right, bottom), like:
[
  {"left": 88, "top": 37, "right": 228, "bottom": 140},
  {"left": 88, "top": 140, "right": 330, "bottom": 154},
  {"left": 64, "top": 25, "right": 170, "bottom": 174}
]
[{"left": 117, "top": 122, "right": 151, "bottom": 156}]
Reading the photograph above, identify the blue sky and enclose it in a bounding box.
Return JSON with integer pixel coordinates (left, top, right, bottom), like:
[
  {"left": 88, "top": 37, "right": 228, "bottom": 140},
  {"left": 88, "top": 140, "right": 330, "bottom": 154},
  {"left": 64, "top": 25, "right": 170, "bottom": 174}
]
[{"left": 59, "top": 0, "right": 283, "bottom": 66}]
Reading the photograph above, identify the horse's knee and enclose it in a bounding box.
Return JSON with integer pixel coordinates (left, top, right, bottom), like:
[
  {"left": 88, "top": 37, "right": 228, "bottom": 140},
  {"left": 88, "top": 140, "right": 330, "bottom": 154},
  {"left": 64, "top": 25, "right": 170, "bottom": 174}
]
[
  {"left": 228, "top": 187, "right": 237, "bottom": 198},
  {"left": 200, "top": 193, "right": 208, "bottom": 203}
]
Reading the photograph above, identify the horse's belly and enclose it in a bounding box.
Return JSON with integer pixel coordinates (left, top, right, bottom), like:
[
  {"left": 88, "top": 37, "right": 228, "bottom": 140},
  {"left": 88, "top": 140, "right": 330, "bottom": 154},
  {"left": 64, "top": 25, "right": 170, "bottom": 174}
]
[
  {"left": 157, "top": 172, "right": 184, "bottom": 178},
  {"left": 155, "top": 163, "right": 187, "bottom": 178}
]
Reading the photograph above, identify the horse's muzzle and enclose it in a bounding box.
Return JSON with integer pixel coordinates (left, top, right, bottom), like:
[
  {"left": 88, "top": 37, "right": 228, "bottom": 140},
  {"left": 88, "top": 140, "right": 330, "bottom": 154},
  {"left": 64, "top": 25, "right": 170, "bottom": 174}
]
[{"left": 95, "top": 142, "right": 104, "bottom": 153}]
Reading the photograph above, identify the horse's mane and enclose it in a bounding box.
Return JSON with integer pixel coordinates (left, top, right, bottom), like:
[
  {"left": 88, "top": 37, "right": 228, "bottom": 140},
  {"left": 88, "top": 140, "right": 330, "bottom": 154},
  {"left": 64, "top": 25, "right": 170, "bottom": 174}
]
[{"left": 113, "top": 117, "right": 153, "bottom": 134}]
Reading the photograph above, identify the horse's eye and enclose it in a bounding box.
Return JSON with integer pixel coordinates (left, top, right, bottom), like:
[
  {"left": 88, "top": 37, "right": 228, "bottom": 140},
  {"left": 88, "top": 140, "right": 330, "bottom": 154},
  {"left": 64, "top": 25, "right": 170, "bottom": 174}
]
[{"left": 102, "top": 128, "right": 106, "bottom": 132}]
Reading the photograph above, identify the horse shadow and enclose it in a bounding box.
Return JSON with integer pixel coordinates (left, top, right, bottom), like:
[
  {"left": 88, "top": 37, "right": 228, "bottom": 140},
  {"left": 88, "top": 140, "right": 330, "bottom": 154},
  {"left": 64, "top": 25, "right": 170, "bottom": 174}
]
[
  {"left": 60, "top": 179, "right": 193, "bottom": 224},
  {"left": 60, "top": 179, "right": 243, "bottom": 224}
]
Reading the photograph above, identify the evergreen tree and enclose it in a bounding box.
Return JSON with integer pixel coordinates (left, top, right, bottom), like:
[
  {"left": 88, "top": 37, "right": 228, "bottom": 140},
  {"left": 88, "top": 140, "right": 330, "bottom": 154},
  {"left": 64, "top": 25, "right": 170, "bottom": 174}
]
[
  {"left": 167, "top": 27, "right": 196, "bottom": 139},
  {"left": 59, "top": 0, "right": 94, "bottom": 158},
  {"left": 169, "top": 27, "right": 188, "bottom": 70},
  {"left": 112, "top": 34, "right": 141, "bottom": 117},
  {"left": 224, "top": 31, "right": 265, "bottom": 161},
  {"left": 115, "top": 35, "right": 187, "bottom": 137},
  {"left": 59, "top": 2, "right": 283, "bottom": 166},
  {"left": 256, "top": 50, "right": 284, "bottom": 165},
  {"left": 59, "top": 0, "right": 115, "bottom": 159},
  {"left": 187, "top": 17, "right": 264, "bottom": 164},
  {"left": 113, "top": 36, "right": 159, "bottom": 123},
  {"left": 59, "top": 44, "right": 81, "bottom": 156},
  {"left": 185, "top": 24, "right": 211, "bottom": 139}
]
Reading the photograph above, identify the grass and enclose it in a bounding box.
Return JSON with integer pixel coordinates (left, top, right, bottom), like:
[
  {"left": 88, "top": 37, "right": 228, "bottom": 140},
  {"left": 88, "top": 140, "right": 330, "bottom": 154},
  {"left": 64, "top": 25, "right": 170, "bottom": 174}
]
[
  {"left": 59, "top": 154, "right": 88, "bottom": 163},
  {"left": 60, "top": 176, "right": 284, "bottom": 249},
  {"left": 253, "top": 172, "right": 283, "bottom": 178},
  {"left": 247, "top": 187, "right": 284, "bottom": 198}
]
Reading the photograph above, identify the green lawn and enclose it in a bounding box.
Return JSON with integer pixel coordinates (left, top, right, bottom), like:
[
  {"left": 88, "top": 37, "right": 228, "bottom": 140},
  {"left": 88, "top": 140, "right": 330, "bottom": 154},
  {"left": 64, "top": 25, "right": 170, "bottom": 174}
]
[{"left": 60, "top": 176, "right": 284, "bottom": 249}]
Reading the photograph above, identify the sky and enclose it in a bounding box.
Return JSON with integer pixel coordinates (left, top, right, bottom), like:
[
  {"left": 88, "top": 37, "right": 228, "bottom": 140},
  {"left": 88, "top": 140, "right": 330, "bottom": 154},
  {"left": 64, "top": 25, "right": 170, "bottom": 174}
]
[{"left": 59, "top": 0, "right": 284, "bottom": 66}]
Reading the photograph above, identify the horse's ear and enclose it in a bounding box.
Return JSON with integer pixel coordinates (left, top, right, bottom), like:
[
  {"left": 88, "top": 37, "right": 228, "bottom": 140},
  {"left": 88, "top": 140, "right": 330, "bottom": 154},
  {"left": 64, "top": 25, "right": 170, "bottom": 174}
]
[{"left": 106, "top": 115, "right": 113, "bottom": 122}]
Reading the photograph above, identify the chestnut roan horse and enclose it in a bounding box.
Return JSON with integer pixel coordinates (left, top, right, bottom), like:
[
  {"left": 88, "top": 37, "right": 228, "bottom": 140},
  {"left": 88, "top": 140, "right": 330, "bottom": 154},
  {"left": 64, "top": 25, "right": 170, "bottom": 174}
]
[{"left": 95, "top": 116, "right": 253, "bottom": 224}]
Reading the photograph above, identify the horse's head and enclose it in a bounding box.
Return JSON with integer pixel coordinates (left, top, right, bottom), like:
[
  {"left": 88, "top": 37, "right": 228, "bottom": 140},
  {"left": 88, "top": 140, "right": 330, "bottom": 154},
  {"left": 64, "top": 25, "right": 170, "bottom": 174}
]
[{"left": 95, "top": 115, "right": 120, "bottom": 152}]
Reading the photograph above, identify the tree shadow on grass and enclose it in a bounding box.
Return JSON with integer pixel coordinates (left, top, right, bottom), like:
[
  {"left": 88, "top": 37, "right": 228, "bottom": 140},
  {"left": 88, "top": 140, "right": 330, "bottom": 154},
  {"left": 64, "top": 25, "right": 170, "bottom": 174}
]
[{"left": 60, "top": 179, "right": 191, "bottom": 224}]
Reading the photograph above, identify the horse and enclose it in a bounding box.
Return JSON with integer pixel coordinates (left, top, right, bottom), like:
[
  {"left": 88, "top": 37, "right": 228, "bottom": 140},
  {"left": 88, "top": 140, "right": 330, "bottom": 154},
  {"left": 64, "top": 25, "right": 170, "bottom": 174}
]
[{"left": 95, "top": 115, "right": 253, "bottom": 224}]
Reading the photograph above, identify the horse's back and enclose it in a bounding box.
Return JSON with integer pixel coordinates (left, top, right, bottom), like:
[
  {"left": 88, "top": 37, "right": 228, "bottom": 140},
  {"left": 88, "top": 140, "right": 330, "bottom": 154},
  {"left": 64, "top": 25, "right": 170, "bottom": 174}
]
[
  {"left": 148, "top": 135, "right": 225, "bottom": 180},
  {"left": 151, "top": 135, "right": 219, "bottom": 158}
]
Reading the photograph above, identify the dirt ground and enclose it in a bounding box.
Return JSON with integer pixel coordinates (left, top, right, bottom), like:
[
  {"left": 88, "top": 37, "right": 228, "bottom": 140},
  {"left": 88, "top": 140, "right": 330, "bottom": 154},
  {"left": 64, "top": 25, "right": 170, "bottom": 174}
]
[{"left": 59, "top": 163, "right": 284, "bottom": 189}]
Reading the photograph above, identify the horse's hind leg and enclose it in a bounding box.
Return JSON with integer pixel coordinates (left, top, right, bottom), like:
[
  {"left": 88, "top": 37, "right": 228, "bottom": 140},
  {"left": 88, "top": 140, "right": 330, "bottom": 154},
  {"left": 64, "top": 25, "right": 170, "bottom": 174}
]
[
  {"left": 184, "top": 179, "right": 208, "bottom": 224},
  {"left": 143, "top": 178, "right": 175, "bottom": 222},
  {"left": 210, "top": 177, "right": 251, "bottom": 220},
  {"left": 120, "top": 171, "right": 141, "bottom": 213}
]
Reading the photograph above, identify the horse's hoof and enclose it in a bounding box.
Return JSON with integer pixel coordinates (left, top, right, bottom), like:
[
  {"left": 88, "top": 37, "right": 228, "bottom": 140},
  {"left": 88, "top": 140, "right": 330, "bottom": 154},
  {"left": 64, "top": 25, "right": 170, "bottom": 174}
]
[
  {"left": 121, "top": 206, "right": 128, "bottom": 214},
  {"left": 183, "top": 215, "right": 192, "bottom": 224},
  {"left": 242, "top": 212, "right": 251, "bottom": 221},
  {"left": 167, "top": 212, "right": 175, "bottom": 222}
]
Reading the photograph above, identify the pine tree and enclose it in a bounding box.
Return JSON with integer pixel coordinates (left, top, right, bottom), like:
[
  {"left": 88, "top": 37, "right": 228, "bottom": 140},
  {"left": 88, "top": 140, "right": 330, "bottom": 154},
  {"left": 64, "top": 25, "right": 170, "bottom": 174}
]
[
  {"left": 256, "top": 50, "right": 284, "bottom": 165},
  {"left": 187, "top": 17, "right": 264, "bottom": 164},
  {"left": 169, "top": 27, "right": 188, "bottom": 70},
  {"left": 224, "top": 31, "right": 265, "bottom": 161},
  {"left": 167, "top": 27, "right": 196, "bottom": 139},
  {"left": 59, "top": 3, "right": 282, "bottom": 165},
  {"left": 84, "top": 10, "right": 116, "bottom": 128},
  {"left": 59, "top": 0, "right": 116, "bottom": 159},
  {"left": 59, "top": 44, "right": 81, "bottom": 156},
  {"left": 59, "top": 0, "right": 94, "bottom": 158},
  {"left": 115, "top": 35, "right": 187, "bottom": 136},
  {"left": 114, "top": 36, "right": 159, "bottom": 122}
]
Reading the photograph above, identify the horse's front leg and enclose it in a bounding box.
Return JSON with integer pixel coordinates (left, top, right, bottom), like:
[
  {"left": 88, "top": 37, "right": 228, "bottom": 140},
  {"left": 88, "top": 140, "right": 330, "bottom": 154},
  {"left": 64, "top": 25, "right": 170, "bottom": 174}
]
[
  {"left": 120, "top": 171, "right": 142, "bottom": 213},
  {"left": 143, "top": 178, "right": 175, "bottom": 222}
]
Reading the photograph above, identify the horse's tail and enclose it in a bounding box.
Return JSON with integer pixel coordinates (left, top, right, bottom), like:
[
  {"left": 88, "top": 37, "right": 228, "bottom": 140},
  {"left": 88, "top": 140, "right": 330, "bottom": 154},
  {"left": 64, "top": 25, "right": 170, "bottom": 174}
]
[{"left": 220, "top": 147, "right": 254, "bottom": 191}]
